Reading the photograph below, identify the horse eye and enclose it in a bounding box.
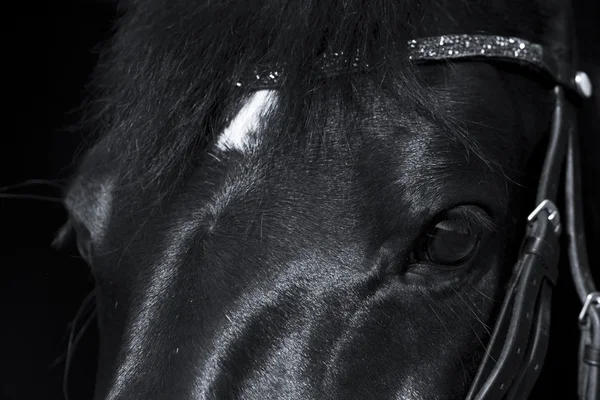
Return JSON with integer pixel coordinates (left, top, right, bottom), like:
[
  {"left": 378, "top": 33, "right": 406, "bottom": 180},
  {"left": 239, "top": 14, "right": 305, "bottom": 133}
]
[{"left": 419, "top": 220, "right": 480, "bottom": 266}]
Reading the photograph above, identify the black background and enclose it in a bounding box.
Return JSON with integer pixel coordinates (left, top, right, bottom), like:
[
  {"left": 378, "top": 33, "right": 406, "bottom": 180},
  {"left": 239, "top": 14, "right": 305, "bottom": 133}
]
[
  {"left": 1, "top": 1, "right": 598, "bottom": 400},
  {"left": 2, "top": 2, "right": 116, "bottom": 399}
]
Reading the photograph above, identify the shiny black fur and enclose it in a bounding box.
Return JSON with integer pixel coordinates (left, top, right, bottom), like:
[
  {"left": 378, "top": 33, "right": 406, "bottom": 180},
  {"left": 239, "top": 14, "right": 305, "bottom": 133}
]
[{"left": 62, "top": 0, "right": 597, "bottom": 399}]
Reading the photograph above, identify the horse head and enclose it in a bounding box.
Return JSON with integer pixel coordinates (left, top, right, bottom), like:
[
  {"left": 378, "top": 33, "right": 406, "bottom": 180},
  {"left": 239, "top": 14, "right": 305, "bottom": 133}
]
[{"left": 61, "top": 0, "right": 598, "bottom": 398}]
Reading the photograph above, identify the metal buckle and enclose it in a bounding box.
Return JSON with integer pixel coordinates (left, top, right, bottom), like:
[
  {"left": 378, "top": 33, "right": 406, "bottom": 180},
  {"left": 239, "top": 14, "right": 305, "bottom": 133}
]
[
  {"left": 579, "top": 292, "right": 600, "bottom": 325},
  {"left": 527, "top": 199, "right": 561, "bottom": 235}
]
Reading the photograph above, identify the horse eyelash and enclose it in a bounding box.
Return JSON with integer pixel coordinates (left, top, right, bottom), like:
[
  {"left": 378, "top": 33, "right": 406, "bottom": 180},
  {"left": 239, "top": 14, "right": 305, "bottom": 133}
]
[{"left": 441, "top": 206, "right": 498, "bottom": 238}]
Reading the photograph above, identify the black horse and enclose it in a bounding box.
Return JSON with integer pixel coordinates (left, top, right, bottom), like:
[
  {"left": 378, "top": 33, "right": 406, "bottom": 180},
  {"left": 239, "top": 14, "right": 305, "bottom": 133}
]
[{"left": 59, "top": 0, "right": 599, "bottom": 398}]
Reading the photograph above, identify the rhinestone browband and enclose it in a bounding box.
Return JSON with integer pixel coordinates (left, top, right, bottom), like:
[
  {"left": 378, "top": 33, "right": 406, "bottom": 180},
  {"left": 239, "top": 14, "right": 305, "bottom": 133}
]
[{"left": 235, "top": 34, "right": 576, "bottom": 93}]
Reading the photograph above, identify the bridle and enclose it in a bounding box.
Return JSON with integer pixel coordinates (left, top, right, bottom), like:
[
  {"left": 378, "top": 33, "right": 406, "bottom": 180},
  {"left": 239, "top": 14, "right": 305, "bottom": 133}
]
[{"left": 234, "top": 29, "right": 599, "bottom": 400}]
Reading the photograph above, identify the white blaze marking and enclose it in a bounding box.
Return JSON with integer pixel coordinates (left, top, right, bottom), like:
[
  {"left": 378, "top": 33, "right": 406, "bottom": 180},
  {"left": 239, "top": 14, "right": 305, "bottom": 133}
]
[{"left": 216, "top": 90, "right": 277, "bottom": 152}]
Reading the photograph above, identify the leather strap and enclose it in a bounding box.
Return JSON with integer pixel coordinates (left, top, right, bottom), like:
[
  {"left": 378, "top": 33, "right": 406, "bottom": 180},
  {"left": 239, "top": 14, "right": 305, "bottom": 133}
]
[
  {"left": 566, "top": 115, "right": 600, "bottom": 400},
  {"left": 465, "top": 87, "right": 567, "bottom": 400},
  {"left": 535, "top": 87, "right": 569, "bottom": 204},
  {"left": 464, "top": 213, "right": 560, "bottom": 400}
]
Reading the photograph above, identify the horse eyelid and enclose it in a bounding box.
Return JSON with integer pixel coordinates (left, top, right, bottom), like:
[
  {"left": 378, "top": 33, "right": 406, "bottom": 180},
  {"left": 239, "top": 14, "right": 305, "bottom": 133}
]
[{"left": 441, "top": 206, "right": 498, "bottom": 238}]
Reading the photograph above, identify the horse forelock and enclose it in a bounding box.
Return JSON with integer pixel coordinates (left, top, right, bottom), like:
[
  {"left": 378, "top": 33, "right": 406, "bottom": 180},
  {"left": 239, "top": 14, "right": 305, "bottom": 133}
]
[{"left": 78, "top": 0, "right": 558, "bottom": 200}]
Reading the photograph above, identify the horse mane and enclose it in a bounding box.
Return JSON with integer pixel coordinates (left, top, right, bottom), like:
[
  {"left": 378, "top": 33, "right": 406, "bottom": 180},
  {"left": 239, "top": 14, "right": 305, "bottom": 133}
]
[{"left": 80, "top": 0, "right": 548, "bottom": 197}]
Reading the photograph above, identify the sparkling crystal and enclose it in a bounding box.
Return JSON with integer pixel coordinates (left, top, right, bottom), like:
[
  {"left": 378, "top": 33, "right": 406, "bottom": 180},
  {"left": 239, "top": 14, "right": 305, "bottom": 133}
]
[{"left": 236, "top": 34, "right": 549, "bottom": 90}]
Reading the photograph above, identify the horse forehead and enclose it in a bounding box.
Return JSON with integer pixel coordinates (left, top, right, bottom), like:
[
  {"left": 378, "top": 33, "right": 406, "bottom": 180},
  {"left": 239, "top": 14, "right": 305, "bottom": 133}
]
[{"left": 204, "top": 87, "right": 453, "bottom": 213}]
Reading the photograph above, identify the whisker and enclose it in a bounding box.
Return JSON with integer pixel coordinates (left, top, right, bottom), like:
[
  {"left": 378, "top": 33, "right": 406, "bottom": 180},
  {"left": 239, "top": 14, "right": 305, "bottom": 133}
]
[
  {"left": 61, "top": 290, "right": 97, "bottom": 400},
  {"left": 451, "top": 287, "right": 493, "bottom": 335},
  {"left": 52, "top": 301, "right": 96, "bottom": 366},
  {"left": 443, "top": 289, "right": 497, "bottom": 364},
  {"left": 0, "top": 193, "right": 63, "bottom": 203},
  {"left": 466, "top": 280, "right": 499, "bottom": 302},
  {"left": 420, "top": 289, "right": 469, "bottom": 388},
  {"left": 0, "top": 179, "right": 66, "bottom": 192},
  {"left": 54, "top": 292, "right": 96, "bottom": 367},
  {"left": 454, "top": 302, "right": 494, "bottom": 357}
]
